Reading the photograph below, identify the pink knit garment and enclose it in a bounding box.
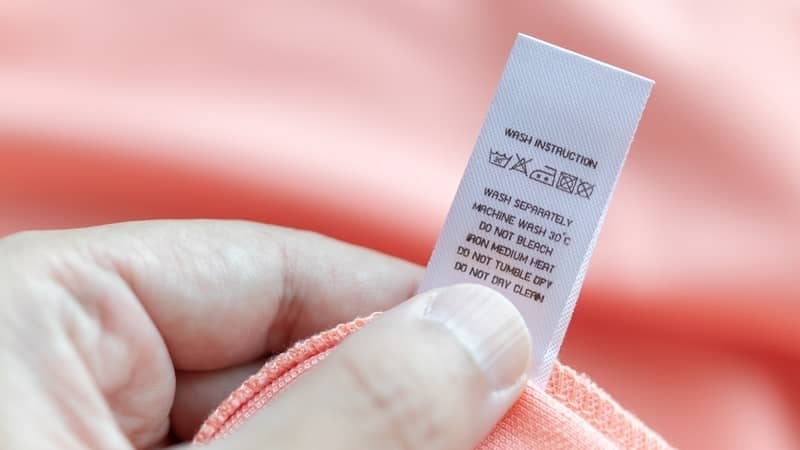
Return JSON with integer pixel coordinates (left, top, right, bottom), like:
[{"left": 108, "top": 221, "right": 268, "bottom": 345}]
[{"left": 193, "top": 314, "right": 672, "bottom": 449}]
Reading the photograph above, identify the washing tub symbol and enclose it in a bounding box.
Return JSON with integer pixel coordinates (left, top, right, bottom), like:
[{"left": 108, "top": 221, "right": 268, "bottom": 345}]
[{"left": 488, "top": 149, "right": 512, "bottom": 168}]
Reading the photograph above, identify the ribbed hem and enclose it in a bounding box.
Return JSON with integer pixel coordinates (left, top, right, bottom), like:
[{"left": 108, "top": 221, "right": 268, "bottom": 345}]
[{"left": 193, "top": 313, "right": 672, "bottom": 449}]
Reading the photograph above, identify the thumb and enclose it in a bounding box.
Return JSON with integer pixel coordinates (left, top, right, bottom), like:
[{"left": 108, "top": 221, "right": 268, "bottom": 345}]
[{"left": 206, "top": 283, "right": 532, "bottom": 450}]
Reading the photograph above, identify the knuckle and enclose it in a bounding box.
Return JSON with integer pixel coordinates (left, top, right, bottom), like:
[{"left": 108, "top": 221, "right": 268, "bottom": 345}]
[{"left": 337, "top": 347, "right": 449, "bottom": 450}]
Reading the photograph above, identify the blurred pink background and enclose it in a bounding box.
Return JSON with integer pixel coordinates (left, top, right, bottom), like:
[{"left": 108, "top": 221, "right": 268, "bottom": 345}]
[{"left": 1, "top": 2, "right": 799, "bottom": 448}]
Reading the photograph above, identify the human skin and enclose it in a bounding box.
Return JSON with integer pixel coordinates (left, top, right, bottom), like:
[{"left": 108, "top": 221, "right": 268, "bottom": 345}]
[{"left": 0, "top": 220, "right": 530, "bottom": 449}]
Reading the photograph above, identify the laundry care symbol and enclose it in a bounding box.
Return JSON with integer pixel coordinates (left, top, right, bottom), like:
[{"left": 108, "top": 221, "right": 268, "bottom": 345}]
[
  {"left": 487, "top": 148, "right": 595, "bottom": 200},
  {"left": 488, "top": 149, "right": 512, "bottom": 168},
  {"left": 555, "top": 171, "right": 578, "bottom": 194},
  {"left": 575, "top": 180, "right": 594, "bottom": 199},
  {"left": 509, "top": 154, "right": 532, "bottom": 175},
  {"left": 530, "top": 165, "right": 556, "bottom": 186}
]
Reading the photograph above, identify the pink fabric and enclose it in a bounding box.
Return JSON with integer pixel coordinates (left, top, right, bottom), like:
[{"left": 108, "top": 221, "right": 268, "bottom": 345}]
[
  {"left": 193, "top": 315, "right": 671, "bottom": 449},
  {"left": 1, "top": 2, "right": 798, "bottom": 448}
]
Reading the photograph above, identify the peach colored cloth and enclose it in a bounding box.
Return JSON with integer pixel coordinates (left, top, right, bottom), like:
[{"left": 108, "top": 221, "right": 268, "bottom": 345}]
[
  {"left": 193, "top": 315, "right": 671, "bottom": 449},
  {"left": 1, "top": 2, "right": 799, "bottom": 448}
]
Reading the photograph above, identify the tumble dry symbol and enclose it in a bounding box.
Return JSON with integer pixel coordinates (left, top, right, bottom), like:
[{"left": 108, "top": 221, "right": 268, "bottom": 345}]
[
  {"left": 556, "top": 171, "right": 578, "bottom": 194},
  {"left": 488, "top": 148, "right": 595, "bottom": 200}
]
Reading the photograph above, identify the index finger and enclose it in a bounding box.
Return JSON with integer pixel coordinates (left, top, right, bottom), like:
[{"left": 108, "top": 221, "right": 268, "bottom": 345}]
[{"left": 6, "top": 220, "right": 422, "bottom": 370}]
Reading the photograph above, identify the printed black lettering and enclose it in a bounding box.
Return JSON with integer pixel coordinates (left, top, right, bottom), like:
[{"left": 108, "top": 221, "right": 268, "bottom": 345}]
[
  {"left": 470, "top": 250, "right": 494, "bottom": 266},
  {"left": 516, "top": 234, "right": 554, "bottom": 257},
  {"left": 465, "top": 233, "right": 490, "bottom": 249},
  {"left": 483, "top": 187, "right": 513, "bottom": 205},
  {"left": 468, "top": 266, "right": 490, "bottom": 281},
  {"left": 518, "top": 219, "right": 547, "bottom": 237},
  {"left": 471, "top": 202, "right": 516, "bottom": 225},
  {"left": 490, "top": 241, "right": 529, "bottom": 264}
]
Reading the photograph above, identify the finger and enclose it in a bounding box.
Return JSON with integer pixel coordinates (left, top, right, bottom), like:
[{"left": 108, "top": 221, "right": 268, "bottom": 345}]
[
  {"left": 207, "top": 284, "right": 532, "bottom": 450},
  {"left": 8, "top": 220, "right": 422, "bottom": 370},
  {"left": 170, "top": 360, "right": 266, "bottom": 440}
]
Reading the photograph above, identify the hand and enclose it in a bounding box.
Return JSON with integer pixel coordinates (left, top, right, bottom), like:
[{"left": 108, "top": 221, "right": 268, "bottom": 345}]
[{"left": 0, "top": 220, "right": 531, "bottom": 449}]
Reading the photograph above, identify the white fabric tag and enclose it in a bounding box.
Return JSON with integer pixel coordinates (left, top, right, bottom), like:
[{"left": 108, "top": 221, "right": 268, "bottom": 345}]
[{"left": 419, "top": 34, "right": 653, "bottom": 386}]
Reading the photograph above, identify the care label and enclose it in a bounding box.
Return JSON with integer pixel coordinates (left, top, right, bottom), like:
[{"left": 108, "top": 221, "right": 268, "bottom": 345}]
[{"left": 419, "top": 34, "right": 653, "bottom": 386}]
